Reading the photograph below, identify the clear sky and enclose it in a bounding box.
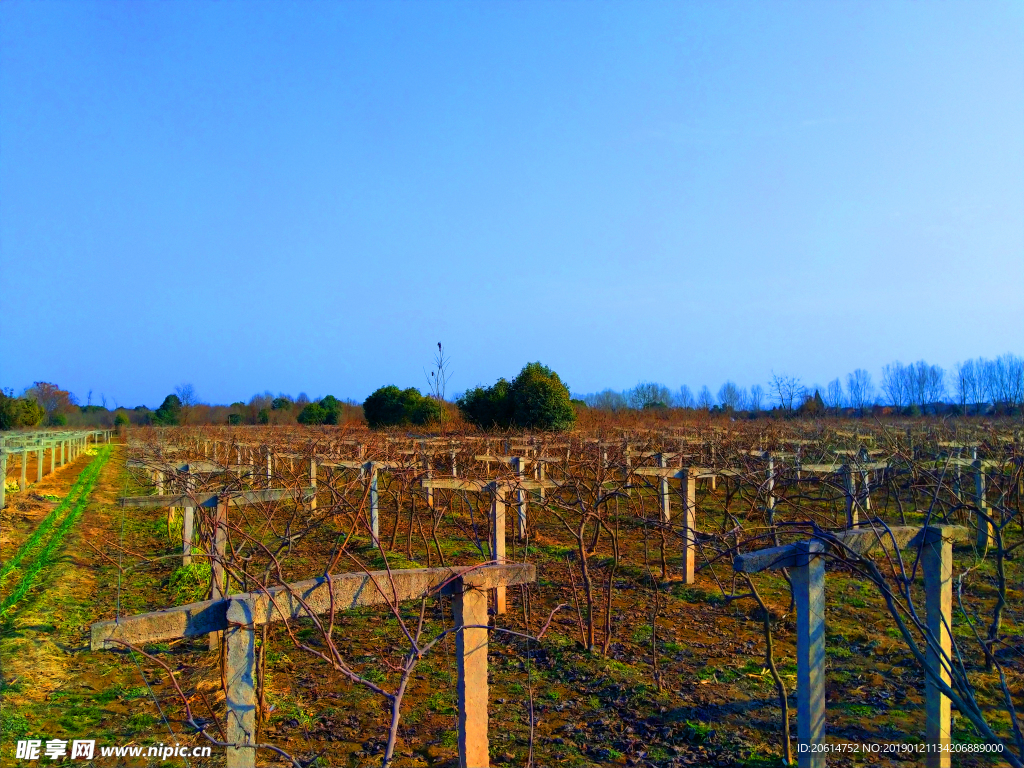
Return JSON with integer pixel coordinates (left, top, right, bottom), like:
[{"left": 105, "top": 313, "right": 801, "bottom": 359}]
[{"left": 1, "top": 1, "right": 1021, "bottom": 408}]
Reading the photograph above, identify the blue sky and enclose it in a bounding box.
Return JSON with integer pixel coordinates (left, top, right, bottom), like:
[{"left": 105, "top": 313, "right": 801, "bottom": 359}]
[{"left": 2, "top": 1, "right": 1021, "bottom": 407}]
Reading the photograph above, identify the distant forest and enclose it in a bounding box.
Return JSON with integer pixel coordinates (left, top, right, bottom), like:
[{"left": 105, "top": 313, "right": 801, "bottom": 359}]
[{"left": 2, "top": 353, "right": 1021, "bottom": 430}]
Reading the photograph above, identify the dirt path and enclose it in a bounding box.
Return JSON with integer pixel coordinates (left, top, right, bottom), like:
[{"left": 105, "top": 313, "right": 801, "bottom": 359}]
[{"left": 1, "top": 446, "right": 217, "bottom": 767}]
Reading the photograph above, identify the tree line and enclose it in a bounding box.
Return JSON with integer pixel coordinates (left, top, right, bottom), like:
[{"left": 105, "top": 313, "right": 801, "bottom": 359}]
[
  {"left": 581, "top": 352, "right": 1024, "bottom": 417},
  {"left": 2, "top": 352, "right": 1019, "bottom": 432}
]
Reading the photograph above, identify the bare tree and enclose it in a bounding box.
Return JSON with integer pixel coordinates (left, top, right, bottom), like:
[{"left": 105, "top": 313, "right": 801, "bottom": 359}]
[
  {"left": 174, "top": 383, "right": 200, "bottom": 425},
  {"left": 674, "top": 385, "right": 695, "bottom": 409},
  {"left": 749, "top": 384, "right": 765, "bottom": 413},
  {"left": 880, "top": 362, "right": 909, "bottom": 409},
  {"left": 980, "top": 354, "right": 1024, "bottom": 409},
  {"left": 697, "top": 385, "right": 714, "bottom": 411},
  {"left": 424, "top": 342, "right": 452, "bottom": 403},
  {"left": 585, "top": 390, "right": 628, "bottom": 411},
  {"left": 717, "top": 381, "right": 745, "bottom": 411},
  {"left": 825, "top": 378, "right": 844, "bottom": 412},
  {"left": 769, "top": 373, "right": 805, "bottom": 412},
  {"left": 846, "top": 369, "right": 873, "bottom": 414},
  {"left": 955, "top": 360, "right": 976, "bottom": 412},
  {"left": 629, "top": 382, "right": 672, "bottom": 409}
]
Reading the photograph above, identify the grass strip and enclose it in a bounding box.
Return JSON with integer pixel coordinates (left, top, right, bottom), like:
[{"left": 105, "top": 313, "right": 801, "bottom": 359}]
[
  {"left": 0, "top": 446, "right": 111, "bottom": 618},
  {"left": 0, "top": 453, "right": 105, "bottom": 587}
]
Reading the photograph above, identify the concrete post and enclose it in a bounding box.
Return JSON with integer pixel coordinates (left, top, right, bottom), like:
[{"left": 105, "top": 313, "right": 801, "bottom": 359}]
[
  {"left": 657, "top": 453, "right": 671, "bottom": 524},
  {"left": 923, "top": 528, "right": 953, "bottom": 768},
  {"left": 538, "top": 461, "right": 546, "bottom": 502},
  {"left": 309, "top": 459, "right": 317, "bottom": 512},
  {"left": 60, "top": 440, "right": 66, "bottom": 466},
  {"left": 709, "top": 443, "right": 717, "bottom": 491},
  {"left": 423, "top": 454, "right": 433, "bottom": 509},
  {"left": 210, "top": 497, "right": 228, "bottom": 651},
  {"left": 182, "top": 504, "right": 195, "bottom": 566},
  {"left": 0, "top": 452, "right": 7, "bottom": 509},
  {"left": 512, "top": 457, "right": 527, "bottom": 539},
  {"left": 974, "top": 462, "right": 993, "bottom": 552},
  {"left": 20, "top": 449, "right": 27, "bottom": 491},
  {"left": 49, "top": 442, "right": 55, "bottom": 474},
  {"left": 35, "top": 445, "right": 43, "bottom": 483},
  {"left": 623, "top": 442, "right": 632, "bottom": 501},
  {"left": 452, "top": 450, "right": 458, "bottom": 478},
  {"left": 369, "top": 463, "right": 379, "bottom": 544},
  {"left": 181, "top": 467, "right": 195, "bottom": 566},
  {"left": 858, "top": 449, "right": 871, "bottom": 512},
  {"left": 766, "top": 454, "right": 776, "bottom": 518},
  {"left": 793, "top": 540, "right": 826, "bottom": 768},
  {"left": 680, "top": 468, "right": 697, "bottom": 584},
  {"left": 453, "top": 580, "right": 490, "bottom": 768},
  {"left": 844, "top": 466, "right": 858, "bottom": 528},
  {"left": 490, "top": 486, "right": 506, "bottom": 615},
  {"left": 265, "top": 448, "right": 272, "bottom": 485},
  {"left": 224, "top": 599, "right": 257, "bottom": 768}
]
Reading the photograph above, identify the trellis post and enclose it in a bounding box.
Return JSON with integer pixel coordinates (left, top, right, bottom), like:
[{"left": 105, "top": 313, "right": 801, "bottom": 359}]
[
  {"left": 512, "top": 457, "right": 527, "bottom": 539},
  {"left": 680, "top": 467, "right": 698, "bottom": 584},
  {"left": 843, "top": 465, "right": 857, "bottom": 527},
  {"left": 923, "top": 526, "right": 953, "bottom": 768},
  {"left": 210, "top": 496, "right": 228, "bottom": 651},
  {"left": 182, "top": 466, "right": 195, "bottom": 566},
  {"left": 225, "top": 598, "right": 258, "bottom": 768},
  {"left": 0, "top": 451, "right": 7, "bottom": 509},
  {"left": 309, "top": 459, "right": 317, "bottom": 511},
  {"left": 657, "top": 453, "right": 671, "bottom": 524},
  {"left": 490, "top": 484, "right": 506, "bottom": 615},
  {"left": 369, "top": 462, "right": 379, "bottom": 543},
  {"left": 454, "top": 577, "right": 490, "bottom": 768},
  {"left": 793, "top": 540, "right": 826, "bottom": 768},
  {"left": 974, "top": 460, "right": 993, "bottom": 552}
]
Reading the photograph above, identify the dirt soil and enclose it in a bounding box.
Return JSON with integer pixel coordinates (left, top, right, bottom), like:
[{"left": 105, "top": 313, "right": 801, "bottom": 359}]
[{"left": 1, "top": 447, "right": 1018, "bottom": 768}]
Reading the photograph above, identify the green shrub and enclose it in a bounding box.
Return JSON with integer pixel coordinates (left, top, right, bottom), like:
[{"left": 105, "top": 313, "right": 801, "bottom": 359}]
[
  {"left": 509, "top": 362, "right": 575, "bottom": 430},
  {"left": 297, "top": 402, "right": 325, "bottom": 425},
  {"left": 151, "top": 394, "right": 181, "bottom": 425},
  {"left": 297, "top": 395, "right": 344, "bottom": 426},
  {"left": 114, "top": 411, "right": 130, "bottom": 427},
  {"left": 257, "top": 408, "right": 270, "bottom": 424},
  {"left": 227, "top": 413, "right": 242, "bottom": 425},
  {"left": 0, "top": 393, "right": 44, "bottom": 429},
  {"left": 457, "top": 362, "right": 575, "bottom": 431},
  {"left": 363, "top": 386, "right": 441, "bottom": 428},
  {"left": 456, "top": 379, "right": 513, "bottom": 429},
  {"left": 319, "top": 395, "right": 341, "bottom": 425}
]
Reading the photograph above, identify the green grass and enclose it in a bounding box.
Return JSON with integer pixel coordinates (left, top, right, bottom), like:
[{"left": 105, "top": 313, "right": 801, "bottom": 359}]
[
  {"left": 166, "top": 561, "right": 212, "bottom": 604},
  {"left": 826, "top": 646, "right": 853, "bottom": 658},
  {"left": 840, "top": 703, "right": 875, "bottom": 717},
  {"left": 440, "top": 730, "right": 458, "bottom": 749},
  {"left": 0, "top": 708, "right": 30, "bottom": 741},
  {"left": 682, "top": 720, "right": 713, "bottom": 743},
  {"left": 0, "top": 448, "right": 109, "bottom": 588},
  {"left": 0, "top": 447, "right": 111, "bottom": 618}
]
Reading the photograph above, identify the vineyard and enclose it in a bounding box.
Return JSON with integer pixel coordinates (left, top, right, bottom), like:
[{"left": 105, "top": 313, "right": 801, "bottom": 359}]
[{"left": 2, "top": 421, "right": 1023, "bottom": 768}]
